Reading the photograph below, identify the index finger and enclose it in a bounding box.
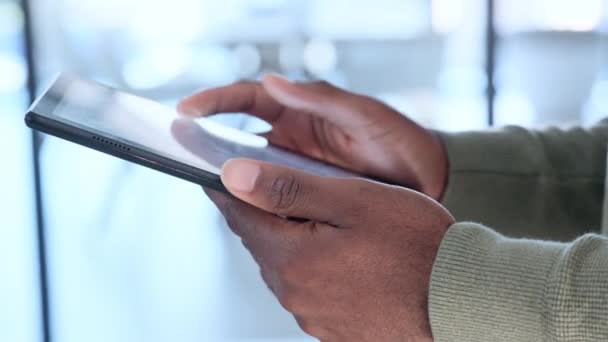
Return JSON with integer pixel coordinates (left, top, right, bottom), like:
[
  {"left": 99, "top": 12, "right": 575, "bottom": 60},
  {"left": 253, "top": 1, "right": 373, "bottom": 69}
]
[
  {"left": 205, "top": 189, "right": 306, "bottom": 261},
  {"left": 177, "top": 81, "right": 286, "bottom": 124}
]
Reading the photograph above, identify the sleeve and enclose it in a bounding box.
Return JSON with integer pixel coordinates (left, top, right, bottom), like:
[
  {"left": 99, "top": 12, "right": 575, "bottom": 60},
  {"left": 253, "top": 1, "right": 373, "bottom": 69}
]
[
  {"left": 438, "top": 119, "right": 608, "bottom": 241},
  {"left": 429, "top": 222, "right": 608, "bottom": 342}
]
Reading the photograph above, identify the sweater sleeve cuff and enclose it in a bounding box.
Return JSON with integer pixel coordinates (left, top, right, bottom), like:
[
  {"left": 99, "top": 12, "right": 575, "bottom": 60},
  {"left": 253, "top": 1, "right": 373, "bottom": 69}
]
[
  {"left": 436, "top": 127, "right": 545, "bottom": 175},
  {"left": 436, "top": 128, "right": 543, "bottom": 213},
  {"left": 428, "top": 222, "right": 565, "bottom": 341}
]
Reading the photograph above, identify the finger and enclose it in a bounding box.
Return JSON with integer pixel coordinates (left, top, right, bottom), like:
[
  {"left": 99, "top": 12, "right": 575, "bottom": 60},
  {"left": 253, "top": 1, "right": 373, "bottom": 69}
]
[
  {"left": 220, "top": 158, "right": 375, "bottom": 227},
  {"left": 204, "top": 188, "right": 273, "bottom": 241},
  {"left": 294, "top": 316, "right": 333, "bottom": 341},
  {"left": 261, "top": 74, "right": 373, "bottom": 128},
  {"left": 204, "top": 188, "right": 303, "bottom": 262},
  {"left": 177, "top": 81, "right": 286, "bottom": 124}
]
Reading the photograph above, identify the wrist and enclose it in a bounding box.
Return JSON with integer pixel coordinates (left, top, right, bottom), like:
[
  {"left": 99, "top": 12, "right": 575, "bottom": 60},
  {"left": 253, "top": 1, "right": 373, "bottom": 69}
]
[
  {"left": 399, "top": 128, "right": 448, "bottom": 201},
  {"left": 375, "top": 121, "right": 449, "bottom": 201}
]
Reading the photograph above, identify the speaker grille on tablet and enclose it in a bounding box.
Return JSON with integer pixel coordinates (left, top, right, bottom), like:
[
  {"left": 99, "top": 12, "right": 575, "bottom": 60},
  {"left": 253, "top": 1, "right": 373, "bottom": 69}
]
[{"left": 92, "top": 135, "right": 131, "bottom": 151}]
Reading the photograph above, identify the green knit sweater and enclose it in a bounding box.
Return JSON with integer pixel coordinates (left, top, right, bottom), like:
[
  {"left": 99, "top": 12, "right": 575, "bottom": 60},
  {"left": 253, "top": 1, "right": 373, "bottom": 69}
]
[{"left": 429, "top": 120, "right": 608, "bottom": 341}]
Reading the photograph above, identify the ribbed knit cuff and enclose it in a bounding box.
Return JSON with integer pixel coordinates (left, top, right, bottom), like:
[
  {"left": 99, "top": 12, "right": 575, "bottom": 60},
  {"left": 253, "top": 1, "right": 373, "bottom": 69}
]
[{"left": 429, "top": 222, "right": 566, "bottom": 342}]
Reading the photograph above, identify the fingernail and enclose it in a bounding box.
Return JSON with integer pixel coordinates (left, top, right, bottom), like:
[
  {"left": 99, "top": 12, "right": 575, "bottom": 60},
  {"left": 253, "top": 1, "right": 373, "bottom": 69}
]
[
  {"left": 176, "top": 104, "right": 199, "bottom": 117},
  {"left": 265, "top": 73, "right": 291, "bottom": 84},
  {"left": 222, "top": 159, "right": 261, "bottom": 193}
]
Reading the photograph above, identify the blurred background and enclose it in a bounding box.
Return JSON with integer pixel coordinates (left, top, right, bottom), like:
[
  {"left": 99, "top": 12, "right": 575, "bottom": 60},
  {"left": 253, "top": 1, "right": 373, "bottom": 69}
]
[{"left": 1, "top": 0, "right": 607, "bottom": 341}]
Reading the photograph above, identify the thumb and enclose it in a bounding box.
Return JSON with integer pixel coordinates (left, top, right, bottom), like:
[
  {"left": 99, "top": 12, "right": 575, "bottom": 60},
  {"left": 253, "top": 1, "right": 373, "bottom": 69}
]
[
  {"left": 220, "top": 158, "right": 372, "bottom": 227},
  {"left": 261, "top": 74, "right": 370, "bottom": 128}
]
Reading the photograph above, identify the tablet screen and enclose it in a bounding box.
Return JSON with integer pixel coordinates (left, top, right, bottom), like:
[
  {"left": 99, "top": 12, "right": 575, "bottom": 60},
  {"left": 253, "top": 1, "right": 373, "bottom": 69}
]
[{"left": 35, "top": 74, "right": 356, "bottom": 178}]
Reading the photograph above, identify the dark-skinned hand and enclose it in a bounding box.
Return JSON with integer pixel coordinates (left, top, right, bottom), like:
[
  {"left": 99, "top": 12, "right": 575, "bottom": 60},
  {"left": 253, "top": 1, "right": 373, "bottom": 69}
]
[
  {"left": 204, "top": 159, "right": 455, "bottom": 341},
  {"left": 177, "top": 74, "right": 448, "bottom": 200}
]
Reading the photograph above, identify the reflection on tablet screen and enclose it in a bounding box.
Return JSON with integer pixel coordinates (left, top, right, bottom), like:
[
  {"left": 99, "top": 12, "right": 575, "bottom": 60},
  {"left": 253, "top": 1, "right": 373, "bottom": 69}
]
[{"left": 171, "top": 118, "right": 358, "bottom": 177}]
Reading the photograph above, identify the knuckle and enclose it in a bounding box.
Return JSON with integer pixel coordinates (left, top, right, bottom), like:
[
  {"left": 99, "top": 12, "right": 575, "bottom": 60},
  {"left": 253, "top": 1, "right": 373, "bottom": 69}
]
[{"left": 269, "top": 173, "right": 303, "bottom": 213}]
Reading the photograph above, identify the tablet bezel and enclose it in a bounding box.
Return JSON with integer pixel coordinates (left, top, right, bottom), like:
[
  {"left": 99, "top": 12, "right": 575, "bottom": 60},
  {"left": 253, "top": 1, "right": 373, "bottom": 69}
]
[{"left": 24, "top": 73, "right": 227, "bottom": 192}]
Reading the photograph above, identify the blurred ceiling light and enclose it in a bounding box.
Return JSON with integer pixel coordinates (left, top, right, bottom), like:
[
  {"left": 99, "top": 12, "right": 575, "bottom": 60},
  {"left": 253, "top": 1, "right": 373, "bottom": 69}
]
[
  {"left": 303, "top": 38, "right": 338, "bottom": 77},
  {"left": 533, "top": 0, "right": 604, "bottom": 31},
  {"left": 0, "top": 54, "right": 26, "bottom": 93},
  {"left": 122, "top": 47, "right": 190, "bottom": 90},
  {"left": 0, "top": 2, "right": 23, "bottom": 35},
  {"left": 128, "top": 0, "right": 207, "bottom": 43},
  {"left": 498, "top": 0, "right": 604, "bottom": 33},
  {"left": 233, "top": 44, "right": 262, "bottom": 79}
]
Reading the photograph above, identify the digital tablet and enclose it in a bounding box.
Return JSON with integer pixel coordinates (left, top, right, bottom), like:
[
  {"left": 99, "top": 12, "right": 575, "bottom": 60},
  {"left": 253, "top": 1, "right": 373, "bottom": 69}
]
[{"left": 24, "top": 73, "right": 357, "bottom": 192}]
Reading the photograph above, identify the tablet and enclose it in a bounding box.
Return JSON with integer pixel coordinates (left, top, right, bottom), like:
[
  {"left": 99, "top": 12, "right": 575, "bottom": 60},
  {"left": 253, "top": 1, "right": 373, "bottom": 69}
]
[{"left": 24, "top": 73, "right": 357, "bottom": 192}]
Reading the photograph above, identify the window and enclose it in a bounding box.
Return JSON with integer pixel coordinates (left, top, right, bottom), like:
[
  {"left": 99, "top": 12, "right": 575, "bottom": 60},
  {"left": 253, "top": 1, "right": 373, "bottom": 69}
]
[{"left": 495, "top": 0, "right": 608, "bottom": 126}]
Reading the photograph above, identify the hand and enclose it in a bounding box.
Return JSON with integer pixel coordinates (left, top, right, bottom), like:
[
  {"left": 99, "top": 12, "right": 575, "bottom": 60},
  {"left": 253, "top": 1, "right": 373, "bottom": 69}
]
[
  {"left": 178, "top": 75, "right": 448, "bottom": 200},
  {"left": 206, "top": 158, "right": 455, "bottom": 341}
]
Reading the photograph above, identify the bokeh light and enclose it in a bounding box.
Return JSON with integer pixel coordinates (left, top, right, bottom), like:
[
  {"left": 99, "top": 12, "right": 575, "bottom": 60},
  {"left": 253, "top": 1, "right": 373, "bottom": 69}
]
[
  {"left": 303, "top": 38, "right": 338, "bottom": 77},
  {"left": 233, "top": 44, "right": 262, "bottom": 79}
]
